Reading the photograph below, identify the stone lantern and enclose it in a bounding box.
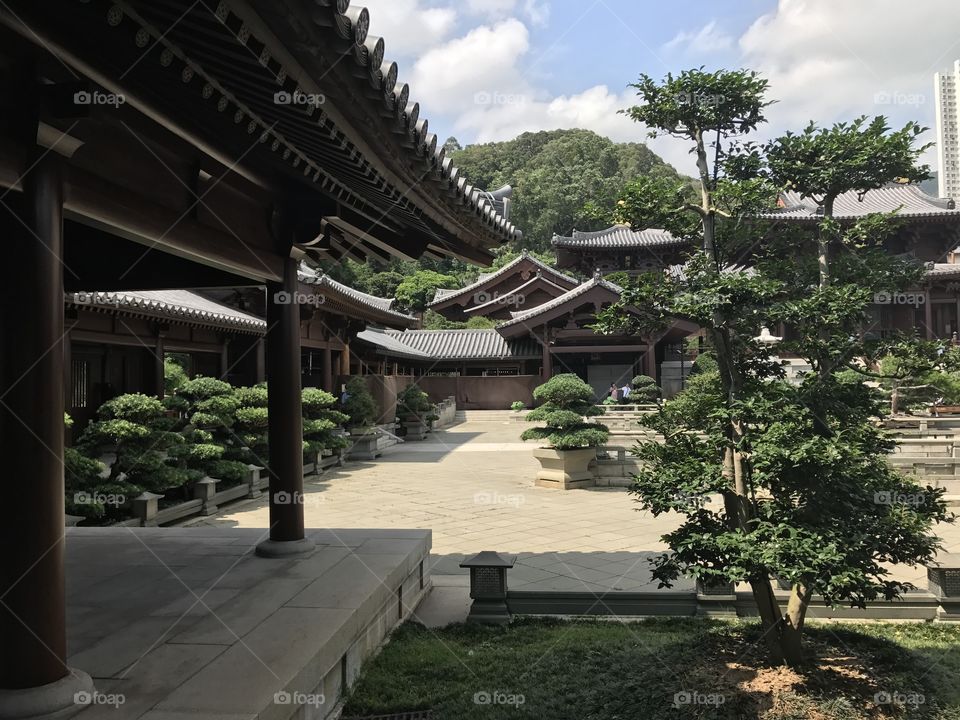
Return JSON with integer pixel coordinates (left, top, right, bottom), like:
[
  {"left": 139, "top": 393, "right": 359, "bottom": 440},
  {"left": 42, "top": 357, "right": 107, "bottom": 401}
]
[{"left": 459, "top": 551, "right": 516, "bottom": 625}]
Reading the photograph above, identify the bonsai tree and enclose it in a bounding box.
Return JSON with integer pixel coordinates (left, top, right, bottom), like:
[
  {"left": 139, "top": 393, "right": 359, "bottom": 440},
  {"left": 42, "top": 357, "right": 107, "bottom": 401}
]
[
  {"left": 342, "top": 376, "right": 378, "bottom": 432},
  {"left": 510, "top": 400, "right": 526, "bottom": 412},
  {"left": 63, "top": 412, "right": 124, "bottom": 522},
  {"left": 630, "top": 374, "right": 661, "bottom": 403},
  {"left": 169, "top": 376, "right": 247, "bottom": 486},
  {"left": 521, "top": 373, "right": 609, "bottom": 449},
  {"left": 164, "top": 356, "right": 188, "bottom": 395},
  {"left": 76, "top": 393, "right": 188, "bottom": 495},
  {"left": 397, "top": 384, "right": 437, "bottom": 422},
  {"left": 302, "top": 387, "right": 350, "bottom": 457},
  {"left": 230, "top": 384, "right": 270, "bottom": 466}
]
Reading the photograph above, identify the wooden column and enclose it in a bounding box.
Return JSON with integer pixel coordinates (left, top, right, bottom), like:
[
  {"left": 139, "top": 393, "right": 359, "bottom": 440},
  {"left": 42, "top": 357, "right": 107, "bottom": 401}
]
[
  {"left": 255, "top": 337, "right": 266, "bottom": 383},
  {"left": 322, "top": 346, "right": 333, "bottom": 393},
  {"left": 0, "top": 157, "right": 76, "bottom": 691},
  {"left": 154, "top": 332, "right": 165, "bottom": 398},
  {"left": 925, "top": 296, "right": 934, "bottom": 340},
  {"left": 257, "top": 257, "right": 312, "bottom": 557},
  {"left": 219, "top": 339, "right": 230, "bottom": 380},
  {"left": 644, "top": 343, "right": 657, "bottom": 380},
  {"left": 341, "top": 342, "right": 351, "bottom": 375},
  {"left": 541, "top": 327, "right": 552, "bottom": 381}
]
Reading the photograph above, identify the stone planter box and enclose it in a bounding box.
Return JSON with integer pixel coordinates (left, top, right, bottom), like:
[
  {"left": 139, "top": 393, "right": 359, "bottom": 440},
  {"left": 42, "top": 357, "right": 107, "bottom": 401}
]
[
  {"left": 532, "top": 447, "right": 597, "bottom": 490},
  {"left": 402, "top": 417, "right": 428, "bottom": 441},
  {"left": 346, "top": 430, "right": 381, "bottom": 461}
]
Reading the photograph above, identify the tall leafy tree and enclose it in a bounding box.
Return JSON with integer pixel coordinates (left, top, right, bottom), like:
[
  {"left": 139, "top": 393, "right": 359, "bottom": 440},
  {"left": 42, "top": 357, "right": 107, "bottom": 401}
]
[{"left": 597, "top": 69, "right": 950, "bottom": 666}]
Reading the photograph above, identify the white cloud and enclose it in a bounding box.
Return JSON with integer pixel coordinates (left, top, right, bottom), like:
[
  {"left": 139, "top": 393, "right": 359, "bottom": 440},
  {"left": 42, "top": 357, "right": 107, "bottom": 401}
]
[
  {"left": 409, "top": 19, "right": 532, "bottom": 113},
  {"left": 464, "top": 0, "right": 550, "bottom": 26},
  {"left": 361, "top": 0, "right": 458, "bottom": 59},
  {"left": 739, "top": 0, "right": 960, "bottom": 168},
  {"left": 664, "top": 21, "right": 733, "bottom": 54}
]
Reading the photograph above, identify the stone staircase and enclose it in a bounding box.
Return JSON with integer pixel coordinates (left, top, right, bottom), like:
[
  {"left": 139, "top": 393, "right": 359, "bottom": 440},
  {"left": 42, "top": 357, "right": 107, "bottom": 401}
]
[{"left": 454, "top": 409, "right": 520, "bottom": 422}]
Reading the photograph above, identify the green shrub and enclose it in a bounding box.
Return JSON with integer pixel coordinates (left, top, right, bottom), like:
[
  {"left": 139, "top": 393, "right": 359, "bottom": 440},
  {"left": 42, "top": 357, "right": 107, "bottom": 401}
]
[
  {"left": 630, "top": 374, "right": 661, "bottom": 403},
  {"left": 397, "top": 384, "right": 435, "bottom": 420},
  {"left": 164, "top": 357, "right": 188, "bottom": 395},
  {"left": 521, "top": 373, "right": 609, "bottom": 449},
  {"left": 77, "top": 393, "right": 188, "bottom": 496},
  {"left": 602, "top": 396, "right": 618, "bottom": 406},
  {"left": 511, "top": 400, "right": 526, "bottom": 411},
  {"left": 229, "top": 383, "right": 269, "bottom": 466},
  {"left": 302, "top": 387, "right": 349, "bottom": 455},
  {"left": 342, "top": 377, "right": 378, "bottom": 430},
  {"left": 171, "top": 376, "right": 239, "bottom": 481}
]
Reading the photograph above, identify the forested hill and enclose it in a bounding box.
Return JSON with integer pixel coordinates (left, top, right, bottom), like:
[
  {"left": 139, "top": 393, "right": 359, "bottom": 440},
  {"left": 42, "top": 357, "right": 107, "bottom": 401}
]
[{"left": 446, "top": 128, "right": 681, "bottom": 253}]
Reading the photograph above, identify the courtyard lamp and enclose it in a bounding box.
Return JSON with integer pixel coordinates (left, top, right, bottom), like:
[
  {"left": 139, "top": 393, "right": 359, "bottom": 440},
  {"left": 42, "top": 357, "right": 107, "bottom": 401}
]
[{"left": 460, "top": 551, "right": 516, "bottom": 625}]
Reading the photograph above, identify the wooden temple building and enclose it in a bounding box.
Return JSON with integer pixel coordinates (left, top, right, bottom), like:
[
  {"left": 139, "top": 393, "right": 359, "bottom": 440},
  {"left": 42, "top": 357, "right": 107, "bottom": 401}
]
[
  {"left": 357, "top": 184, "right": 960, "bottom": 404},
  {"left": 0, "top": 0, "right": 518, "bottom": 709}
]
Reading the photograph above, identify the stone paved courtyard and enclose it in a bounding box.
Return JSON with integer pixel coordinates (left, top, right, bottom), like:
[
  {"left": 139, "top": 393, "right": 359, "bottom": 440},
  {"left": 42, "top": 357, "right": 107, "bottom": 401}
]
[
  {"left": 192, "top": 413, "right": 960, "bottom": 597},
  {"left": 193, "top": 416, "right": 690, "bottom": 594}
]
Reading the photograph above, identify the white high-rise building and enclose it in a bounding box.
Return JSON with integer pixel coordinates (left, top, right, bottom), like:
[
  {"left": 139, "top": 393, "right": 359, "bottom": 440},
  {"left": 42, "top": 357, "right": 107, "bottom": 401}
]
[{"left": 935, "top": 60, "right": 960, "bottom": 199}]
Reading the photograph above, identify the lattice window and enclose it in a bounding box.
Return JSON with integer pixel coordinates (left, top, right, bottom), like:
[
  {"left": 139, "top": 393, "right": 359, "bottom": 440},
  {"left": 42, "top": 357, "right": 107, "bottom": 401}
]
[{"left": 71, "top": 359, "right": 89, "bottom": 408}]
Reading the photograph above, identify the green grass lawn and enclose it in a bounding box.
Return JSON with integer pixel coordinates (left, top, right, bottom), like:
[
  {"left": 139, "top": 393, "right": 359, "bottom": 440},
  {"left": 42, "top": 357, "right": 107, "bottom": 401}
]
[{"left": 342, "top": 617, "right": 960, "bottom": 719}]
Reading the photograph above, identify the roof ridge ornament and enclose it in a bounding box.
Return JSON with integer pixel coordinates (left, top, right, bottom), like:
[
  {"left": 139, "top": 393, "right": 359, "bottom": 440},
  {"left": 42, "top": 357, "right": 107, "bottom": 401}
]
[{"left": 593, "top": 268, "right": 602, "bottom": 281}]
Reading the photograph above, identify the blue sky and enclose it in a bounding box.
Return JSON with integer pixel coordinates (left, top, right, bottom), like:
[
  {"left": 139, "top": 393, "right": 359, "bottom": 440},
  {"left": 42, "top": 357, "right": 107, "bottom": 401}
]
[{"left": 361, "top": 0, "right": 960, "bottom": 175}]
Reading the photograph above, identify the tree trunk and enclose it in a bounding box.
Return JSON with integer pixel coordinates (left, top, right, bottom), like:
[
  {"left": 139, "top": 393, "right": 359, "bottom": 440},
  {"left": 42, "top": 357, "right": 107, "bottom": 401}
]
[
  {"left": 750, "top": 576, "right": 786, "bottom": 664},
  {"left": 781, "top": 584, "right": 813, "bottom": 666}
]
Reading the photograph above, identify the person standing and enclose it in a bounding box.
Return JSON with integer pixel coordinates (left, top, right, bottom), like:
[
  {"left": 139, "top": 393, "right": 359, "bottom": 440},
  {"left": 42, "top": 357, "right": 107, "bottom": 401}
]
[
  {"left": 620, "top": 383, "right": 632, "bottom": 403},
  {"left": 608, "top": 383, "right": 619, "bottom": 402}
]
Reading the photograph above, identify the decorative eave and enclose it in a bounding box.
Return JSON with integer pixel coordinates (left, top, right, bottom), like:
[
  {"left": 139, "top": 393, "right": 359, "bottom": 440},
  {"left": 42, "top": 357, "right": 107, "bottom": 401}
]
[
  {"left": 0, "top": 0, "right": 520, "bottom": 267},
  {"left": 428, "top": 251, "right": 578, "bottom": 309},
  {"left": 65, "top": 289, "right": 267, "bottom": 334},
  {"left": 462, "top": 272, "right": 569, "bottom": 315},
  {"left": 299, "top": 269, "right": 417, "bottom": 329}
]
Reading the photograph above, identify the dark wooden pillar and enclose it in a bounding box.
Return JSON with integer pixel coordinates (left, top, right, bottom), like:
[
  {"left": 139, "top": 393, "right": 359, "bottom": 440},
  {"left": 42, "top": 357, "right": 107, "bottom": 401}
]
[
  {"left": 341, "top": 342, "right": 351, "bottom": 376},
  {"left": 154, "top": 332, "right": 166, "bottom": 398},
  {"left": 0, "top": 157, "right": 83, "bottom": 693},
  {"left": 257, "top": 257, "right": 312, "bottom": 557},
  {"left": 322, "top": 345, "right": 333, "bottom": 393},
  {"left": 255, "top": 337, "right": 266, "bottom": 383},
  {"left": 541, "top": 327, "right": 552, "bottom": 381},
  {"left": 925, "top": 296, "right": 934, "bottom": 340},
  {"left": 644, "top": 343, "right": 657, "bottom": 380},
  {"left": 219, "top": 339, "right": 230, "bottom": 380}
]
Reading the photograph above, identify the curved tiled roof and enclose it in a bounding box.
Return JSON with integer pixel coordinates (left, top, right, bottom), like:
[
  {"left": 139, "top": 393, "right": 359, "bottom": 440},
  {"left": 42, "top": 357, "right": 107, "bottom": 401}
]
[
  {"left": 66, "top": 290, "right": 266, "bottom": 332},
  {"left": 552, "top": 225, "right": 685, "bottom": 249},
  {"left": 767, "top": 185, "right": 959, "bottom": 221},
  {"left": 498, "top": 275, "right": 623, "bottom": 330},
  {"left": 358, "top": 328, "right": 540, "bottom": 361},
  {"left": 299, "top": 265, "right": 416, "bottom": 325},
  {"left": 63, "top": 0, "right": 520, "bottom": 265},
  {"left": 428, "top": 252, "right": 578, "bottom": 307},
  {"left": 282, "top": 1, "right": 522, "bottom": 244},
  {"left": 355, "top": 328, "right": 432, "bottom": 361},
  {"left": 463, "top": 273, "right": 568, "bottom": 315},
  {"left": 926, "top": 263, "right": 960, "bottom": 279}
]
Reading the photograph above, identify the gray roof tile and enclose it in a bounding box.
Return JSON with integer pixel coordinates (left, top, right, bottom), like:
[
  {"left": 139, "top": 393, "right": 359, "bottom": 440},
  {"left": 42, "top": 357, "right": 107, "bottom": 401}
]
[
  {"left": 767, "top": 185, "right": 959, "bottom": 220},
  {"left": 551, "top": 225, "right": 684, "bottom": 249},
  {"left": 359, "top": 328, "right": 540, "bottom": 361},
  {"left": 66, "top": 289, "right": 266, "bottom": 332}
]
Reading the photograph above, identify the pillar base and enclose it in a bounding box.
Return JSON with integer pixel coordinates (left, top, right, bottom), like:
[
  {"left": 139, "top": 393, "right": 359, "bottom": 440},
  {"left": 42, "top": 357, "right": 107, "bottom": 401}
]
[
  {"left": 0, "top": 668, "right": 94, "bottom": 720},
  {"left": 255, "top": 537, "right": 315, "bottom": 559}
]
